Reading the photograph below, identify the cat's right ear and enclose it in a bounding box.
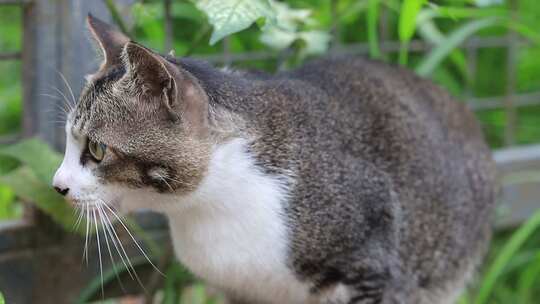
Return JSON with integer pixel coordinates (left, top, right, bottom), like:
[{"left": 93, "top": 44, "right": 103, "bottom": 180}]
[{"left": 86, "top": 14, "right": 130, "bottom": 70}]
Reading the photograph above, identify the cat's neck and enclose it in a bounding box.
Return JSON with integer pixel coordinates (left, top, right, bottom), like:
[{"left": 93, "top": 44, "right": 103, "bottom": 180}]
[
  {"left": 163, "top": 138, "right": 307, "bottom": 303},
  {"left": 164, "top": 137, "right": 289, "bottom": 218}
]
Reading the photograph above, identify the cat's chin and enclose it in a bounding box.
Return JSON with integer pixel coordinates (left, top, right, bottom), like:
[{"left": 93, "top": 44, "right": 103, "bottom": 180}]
[{"left": 109, "top": 186, "right": 192, "bottom": 215}]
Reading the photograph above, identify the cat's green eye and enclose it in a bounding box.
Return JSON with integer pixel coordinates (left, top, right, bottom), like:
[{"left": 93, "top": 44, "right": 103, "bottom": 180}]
[{"left": 88, "top": 139, "right": 106, "bottom": 162}]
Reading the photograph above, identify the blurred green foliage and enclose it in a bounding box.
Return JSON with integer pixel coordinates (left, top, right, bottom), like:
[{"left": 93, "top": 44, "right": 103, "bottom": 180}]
[
  {"left": 1, "top": 0, "right": 540, "bottom": 303},
  {"left": 0, "top": 7, "right": 21, "bottom": 136}
]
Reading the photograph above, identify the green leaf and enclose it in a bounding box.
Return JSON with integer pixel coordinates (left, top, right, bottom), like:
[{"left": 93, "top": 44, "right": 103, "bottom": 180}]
[
  {"left": 367, "top": 0, "right": 381, "bottom": 58},
  {"left": 180, "top": 283, "right": 208, "bottom": 304},
  {"left": 398, "top": 0, "right": 427, "bottom": 65},
  {"left": 474, "top": 208, "right": 540, "bottom": 304},
  {"left": 0, "top": 155, "right": 18, "bottom": 176},
  {"left": 298, "top": 31, "right": 331, "bottom": 56},
  {"left": 507, "top": 21, "right": 540, "bottom": 45},
  {"left": 0, "top": 166, "right": 82, "bottom": 233},
  {"left": 0, "top": 290, "right": 4, "bottom": 304},
  {"left": 416, "top": 11, "right": 468, "bottom": 80},
  {"left": 259, "top": 1, "right": 329, "bottom": 57},
  {"left": 0, "top": 138, "right": 62, "bottom": 184},
  {"left": 195, "top": 0, "right": 276, "bottom": 45},
  {"left": 516, "top": 252, "right": 540, "bottom": 303},
  {"left": 399, "top": 0, "right": 427, "bottom": 43},
  {"left": 77, "top": 256, "right": 151, "bottom": 304},
  {"left": 416, "top": 17, "right": 499, "bottom": 76},
  {"left": 0, "top": 185, "right": 21, "bottom": 220}
]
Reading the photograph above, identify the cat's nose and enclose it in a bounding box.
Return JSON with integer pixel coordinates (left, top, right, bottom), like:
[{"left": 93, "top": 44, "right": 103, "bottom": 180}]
[
  {"left": 53, "top": 167, "right": 70, "bottom": 196},
  {"left": 53, "top": 186, "right": 70, "bottom": 196}
]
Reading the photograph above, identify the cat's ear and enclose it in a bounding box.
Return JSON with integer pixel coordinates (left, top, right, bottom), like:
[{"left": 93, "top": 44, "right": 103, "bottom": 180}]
[
  {"left": 122, "top": 42, "right": 209, "bottom": 132},
  {"left": 121, "top": 42, "right": 177, "bottom": 97},
  {"left": 86, "top": 14, "right": 130, "bottom": 69}
]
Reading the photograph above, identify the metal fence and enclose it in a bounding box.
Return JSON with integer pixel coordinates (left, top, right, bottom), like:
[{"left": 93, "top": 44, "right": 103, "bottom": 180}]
[{"left": 0, "top": 0, "right": 540, "bottom": 303}]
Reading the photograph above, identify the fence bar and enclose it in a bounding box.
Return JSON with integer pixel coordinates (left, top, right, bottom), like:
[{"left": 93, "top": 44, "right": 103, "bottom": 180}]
[
  {"left": 0, "top": 133, "right": 22, "bottom": 145},
  {"left": 494, "top": 143, "right": 540, "bottom": 227},
  {"left": 468, "top": 91, "right": 540, "bottom": 111},
  {"left": 0, "top": 0, "right": 30, "bottom": 5},
  {"left": 503, "top": 0, "right": 519, "bottom": 146},
  {"left": 222, "top": 36, "right": 232, "bottom": 66},
  {"left": 196, "top": 36, "right": 522, "bottom": 64},
  {"left": 0, "top": 52, "right": 21, "bottom": 60}
]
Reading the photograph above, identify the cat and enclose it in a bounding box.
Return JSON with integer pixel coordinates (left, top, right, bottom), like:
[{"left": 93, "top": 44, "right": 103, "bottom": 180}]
[{"left": 52, "top": 14, "right": 497, "bottom": 304}]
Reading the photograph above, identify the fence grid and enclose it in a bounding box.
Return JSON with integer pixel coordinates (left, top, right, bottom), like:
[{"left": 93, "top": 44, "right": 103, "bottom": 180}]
[{"left": 0, "top": 2, "right": 540, "bottom": 303}]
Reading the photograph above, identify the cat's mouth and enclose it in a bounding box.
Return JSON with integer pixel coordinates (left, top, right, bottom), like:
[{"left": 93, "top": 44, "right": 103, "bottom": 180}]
[
  {"left": 69, "top": 196, "right": 121, "bottom": 214},
  {"left": 71, "top": 198, "right": 123, "bottom": 227}
]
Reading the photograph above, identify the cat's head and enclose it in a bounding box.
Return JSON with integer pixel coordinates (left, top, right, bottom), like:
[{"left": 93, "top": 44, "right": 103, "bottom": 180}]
[{"left": 52, "top": 15, "right": 212, "bottom": 214}]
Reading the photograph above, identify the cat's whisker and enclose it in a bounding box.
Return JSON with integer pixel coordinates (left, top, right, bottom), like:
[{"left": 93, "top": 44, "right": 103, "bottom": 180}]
[
  {"left": 49, "top": 115, "right": 67, "bottom": 124},
  {"left": 155, "top": 173, "right": 174, "bottom": 192},
  {"left": 97, "top": 204, "right": 127, "bottom": 293},
  {"left": 49, "top": 86, "right": 74, "bottom": 113},
  {"left": 74, "top": 205, "right": 85, "bottom": 229},
  {"left": 93, "top": 207, "right": 105, "bottom": 299},
  {"left": 163, "top": 175, "right": 182, "bottom": 184},
  {"left": 45, "top": 88, "right": 72, "bottom": 114},
  {"left": 99, "top": 203, "right": 149, "bottom": 293},
  {"left": 55, "top": 69, "right": 77, "bottom": 106},
  {"left": 83, "top": 203, "right": 90, "bottom": 265},
  {"left": 41, "top": 93, "right": 69, "bottom": 114},
  {"left": 97, "top": 199, "right": 147, "bottom": 285},
  {"left": 98, "top": 203, "right": 135, "bottom": 280},
  {"left": 101, "top": 202, "right": 164, "bottom": 276},
  {"left": 43, "top": 99, "right": 69, "bottom": 116}
]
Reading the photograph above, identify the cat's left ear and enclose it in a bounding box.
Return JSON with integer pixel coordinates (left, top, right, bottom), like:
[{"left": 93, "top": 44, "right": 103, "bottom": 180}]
[
  {"left": 121, "top": 42, "right": 209, "bottom": 132},
  {"left": 86, "top": 14, "right": 130, "bottom": 69}
]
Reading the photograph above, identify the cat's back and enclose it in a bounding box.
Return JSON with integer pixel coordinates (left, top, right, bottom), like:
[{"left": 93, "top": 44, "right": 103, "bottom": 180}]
[
  {"left": 278, "top": 56, "right": 497, "bottom": 301},
  {"left": 283, "top": 55, "right": 495, "bottom": 188}
]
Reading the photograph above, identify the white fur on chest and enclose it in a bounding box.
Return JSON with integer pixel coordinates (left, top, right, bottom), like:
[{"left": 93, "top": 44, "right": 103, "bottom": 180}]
[{"left": 165, "top": 139, "right": 309, "bottom": 303}]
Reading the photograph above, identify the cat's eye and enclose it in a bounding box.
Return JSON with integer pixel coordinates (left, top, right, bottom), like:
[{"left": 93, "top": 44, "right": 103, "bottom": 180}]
[{"left": 88, "top": 139, "right": 106, "bottom": 162}]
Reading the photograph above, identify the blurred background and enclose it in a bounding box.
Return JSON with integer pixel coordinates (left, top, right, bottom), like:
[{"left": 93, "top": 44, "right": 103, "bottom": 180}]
[{"left": 1, "top": 0, "right": 540, "bottom": 303}]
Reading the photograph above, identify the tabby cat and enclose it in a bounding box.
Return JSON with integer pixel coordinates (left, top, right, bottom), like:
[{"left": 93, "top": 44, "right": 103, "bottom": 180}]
[{"left": 52, "top": 15, "right": 497, "bottom": 304}]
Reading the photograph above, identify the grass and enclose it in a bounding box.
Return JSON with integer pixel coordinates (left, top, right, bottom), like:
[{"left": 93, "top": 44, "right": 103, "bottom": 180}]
[
  {"left": 0, "top": 1, "right": 540, "bottom": 303},
  {"left": 459, "top": 209, "right": 540, "bottom": 304}
]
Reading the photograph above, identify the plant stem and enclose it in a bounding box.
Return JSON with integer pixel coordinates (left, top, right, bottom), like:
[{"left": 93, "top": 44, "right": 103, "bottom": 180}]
[
  {"left": 475, "top": 209, "right": 540, "bottom": 304},
  {"left": 399, "top": 43, "right": 408, "bottom": 65}
]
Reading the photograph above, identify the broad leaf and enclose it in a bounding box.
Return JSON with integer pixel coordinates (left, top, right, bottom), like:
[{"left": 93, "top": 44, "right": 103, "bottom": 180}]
[
  {"left": 398, "top": 0, "right": 427, "bottom": 64},
  {"left": 0, "top": 166, "right": 84, "bottom": 234},
  {"left": 0, "top": 138, "right": 62, "bottom": 184},
  {"left": 195, "top": 0, "right": 276, "bottom": 45},
  {"left": 259, "top": 1, "right": 330, "bottom": 56},
  {"left": 416, "top": 17, "right": 499, "bottom": 76},
  {"left": 0, "top": 155, "right": 18, "bottom": 175},
  {"left": 399, "top": 0, "right": 427, "bottom": 43},
  {"left": 298, "top": 31, "right": 332, "bottom": 56},
  {"left": 416, "top": 11, "right": 467, "bottom": 79}
]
